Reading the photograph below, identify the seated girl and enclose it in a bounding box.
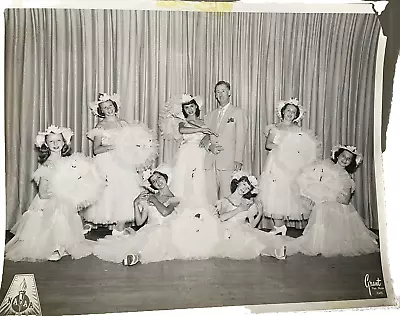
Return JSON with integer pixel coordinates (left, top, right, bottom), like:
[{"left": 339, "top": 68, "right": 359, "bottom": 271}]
[
  {"left": 215, "top": 172, "right": 288, "bottom": 260},
  {"left": 94, "top": 164, "right": 227, "bottom": 265},
  {"left": 287, "top": 145, "right": 379, "bottom": 257},
  {"left": 93, "top": 167, "right": 181, "bottom": 265}
]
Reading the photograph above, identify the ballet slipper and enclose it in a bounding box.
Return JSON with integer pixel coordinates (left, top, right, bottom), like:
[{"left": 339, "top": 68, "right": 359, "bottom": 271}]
[
  {"left": 274, "top": 246, "right": 287, "bottom": 260},
  {"left": 270, "top": 225, "right": 287, "bottom": 236},
  {"left": 48, "top": 251, "right": 62, "bottom": 262},
  {"left": 83, "top": 224, "right": 92, "bottom": 235},
  {"left": 122, "top": 254, "right": 140, "bottom": 266}
]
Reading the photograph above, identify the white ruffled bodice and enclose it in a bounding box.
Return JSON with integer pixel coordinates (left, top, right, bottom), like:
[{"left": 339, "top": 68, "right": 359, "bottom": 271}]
[
  {"left": 139, "top": 196, "right": 180, "bottom": 226},
  {"left": 264, "top": 124, "right": 301, "bottom": 145},
  {"left": 216, "top": 198, "right": 259, "bottom": 226},
  {"left": 180, "top": 132, "right": 204, "bottom": 145},
  {"left": 87, "top": 126, "right": 125, "bottom": 146}
]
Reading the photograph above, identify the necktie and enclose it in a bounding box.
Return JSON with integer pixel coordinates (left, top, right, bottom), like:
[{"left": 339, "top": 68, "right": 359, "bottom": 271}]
[{"left": 218, "top": 108, "right": 224, "bottom": 124}]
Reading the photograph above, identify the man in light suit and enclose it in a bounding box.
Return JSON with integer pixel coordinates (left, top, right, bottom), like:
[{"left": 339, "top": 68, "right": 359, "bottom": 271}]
[{"left": 202, "top": 81, "right": 247, "bottom": 205}]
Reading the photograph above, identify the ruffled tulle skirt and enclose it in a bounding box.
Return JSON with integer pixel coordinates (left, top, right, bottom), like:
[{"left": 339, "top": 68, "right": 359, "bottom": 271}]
[
  {"left": 170, "top": 206, "right": 223, "bottom": 260},
  {"left": 93, "top": 207, "right": 223, "bottom": 264},
  {"left": 170, "top": 142, "right": 209, "bottom": 209},
  {"left": 217, "top": 221, "right": 289, "bottom": 260},
  {"left": 6, "top": 197, "right": 93, "bottom": 262},
  {"left": 82, "top": 152, "right": 142, "bottom": 224},
  {"left": 93, "top": 204, "right": 288, "bottom": 264},
  {"left": 286, "top": 201, "right": 379, "bottom": 257},
  {"left": 93, "top": 222, "right": 180, "bottom": 264},
  {"left": 259, "top": 153, "right": 309, "bottom": 220}
]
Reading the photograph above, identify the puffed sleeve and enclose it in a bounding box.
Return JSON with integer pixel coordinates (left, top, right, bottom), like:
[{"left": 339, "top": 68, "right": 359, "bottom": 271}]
[
  {"left": 338, "top": 172, "right": 356, "bottom": 195},
  {"left": 32, "top": 165, "right": 51, "bottom": 185},
  {"left": 87, "top": 127, "right": 104, "bottom": 142}
]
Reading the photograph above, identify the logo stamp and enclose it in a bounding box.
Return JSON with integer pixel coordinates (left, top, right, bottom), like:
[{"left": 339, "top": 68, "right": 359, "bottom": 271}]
[
  {"left": 364, "top": 273, "right": 386, "bottom": 298},
  {"left": 0, "top": 274, "right": 42, "bottom": 316}
]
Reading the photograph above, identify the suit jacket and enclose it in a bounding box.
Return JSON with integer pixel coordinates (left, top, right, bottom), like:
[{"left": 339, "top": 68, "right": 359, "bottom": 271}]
[{"left": 204, "top": 104, "right": 247, "bottom": 171}]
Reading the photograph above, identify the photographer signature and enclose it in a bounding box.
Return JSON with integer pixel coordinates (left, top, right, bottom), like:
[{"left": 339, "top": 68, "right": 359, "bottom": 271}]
[{"left": 364, "top": 273, "right": 384, "bottom": 297}]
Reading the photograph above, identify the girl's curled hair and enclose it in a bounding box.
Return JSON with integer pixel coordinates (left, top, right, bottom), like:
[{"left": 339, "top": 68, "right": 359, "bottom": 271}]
[
  {"left": 181, "top": 99, "right": 201, "bottom": 118},
  {"left": 37, "top": 135, "right": 72, "bottom": 164},
  {"left": 230, "top": 176, "right": 257, "bottom": 200},
  {"left": 331, "top": 148, "right": 358, "bottom": 174}
]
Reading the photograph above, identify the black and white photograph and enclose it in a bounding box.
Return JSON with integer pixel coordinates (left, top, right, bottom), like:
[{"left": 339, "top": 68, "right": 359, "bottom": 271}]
[{"left": 0, "top": 0, "right": 399, "bottom": 315}]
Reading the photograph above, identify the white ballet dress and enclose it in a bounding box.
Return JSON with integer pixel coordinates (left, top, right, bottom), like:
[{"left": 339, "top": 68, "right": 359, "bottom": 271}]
[
  {"left": 5, "top": 158, "right": 93, "bottom": 262},
  {"left": 286, "top": 159, "right": 379, "bottom": 257},
  {"left": 258, "top": 124, "right": 320, "bottom": 221},
  {"left": 83, "top": 125, "right": 142, "bottom": 224}
]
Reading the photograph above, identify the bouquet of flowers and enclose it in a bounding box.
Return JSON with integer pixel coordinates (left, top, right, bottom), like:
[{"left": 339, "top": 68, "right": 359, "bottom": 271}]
[
  {"left": 275, "top": 131, "right": 322, "bottom": 174},
  {"left": 49, "top": 153, "right": 106, "bottom": 209},
  {"left": 159, "top": 95, "right": 188, "bottom": 141},
  {"left": 159, "top": 94, "right": 207, "bottom": 141},
  {"left": 113, "top": 123, "right": 159, "bottom": 171},
  {"left": 297, "top": 160, "right": 344, "bottom": 204}
]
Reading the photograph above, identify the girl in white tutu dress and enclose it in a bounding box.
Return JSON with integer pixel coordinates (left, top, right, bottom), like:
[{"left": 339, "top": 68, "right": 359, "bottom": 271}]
[
  {"left": 160, "top": 94, "right": 215, "bottom": 208},
  {"left": 93, "top": 166, "right": 223, "bottom": 265},
  {"left": 215, "top": 172, "right": 288, "bottom": 260},
  {"left": 287, "top": 145, "right": 379, "bottom": 257},
  {"left": 83, "top": 93, "right": 158, "bottom": 236},
  {"left": 258, "top": 98, "right": 321, "bottom": 232},
  {"left": 5, "top": 126, "right": 98, "bottom": 262}
]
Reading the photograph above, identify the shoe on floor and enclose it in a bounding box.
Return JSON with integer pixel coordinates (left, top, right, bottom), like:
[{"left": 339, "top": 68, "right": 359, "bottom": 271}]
[
  {"left": 122, "top": 254, "right": 140, "bottom": 266},
  {"left": 83, "top": 224, "right": 92, "bottom": 235},
  {"left": 48, "top": 251, "right": 62, "bottom": 262},
  {"left": 274, "top": 246, "right": 287, "bottom": 260}
]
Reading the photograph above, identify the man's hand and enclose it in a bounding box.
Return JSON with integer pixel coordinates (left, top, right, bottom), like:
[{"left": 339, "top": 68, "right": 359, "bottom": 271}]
[
  {"left": 209, "top": 143, "right": 223, "bottom": 155},
  {"left": 199, "top": 135, "right": 211, "bottom": 148},
  {"left": 233, "top": 161, "right": 242, "bottom": 171}
]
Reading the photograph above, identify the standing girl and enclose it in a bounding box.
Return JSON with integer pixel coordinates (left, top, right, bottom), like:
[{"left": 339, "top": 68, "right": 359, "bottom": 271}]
[
  {"left": 258, "top": 98, "right": 321, "bottom": 233},
  {"left": 166, "top": 94, "right": 214, "bottom": 208},
  {"left": 5, "top": 125, "right": 94, "bottom": 262},
  {"left": 83, "top": 93, "right": 157, "bottom": 236}
]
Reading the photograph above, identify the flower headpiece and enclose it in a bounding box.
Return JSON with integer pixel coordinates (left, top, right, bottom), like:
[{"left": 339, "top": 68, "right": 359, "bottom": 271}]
[
  {"left": 35, "top": 125, "right": 74, "bottom": 148},
  {"left": 88, "top": 93, "right": 121, "bottom": 117},
  {"left": 231, "top": 171, "right": 259, "bottom": 194},
  {"left": 275, "top": 98, "right": 305, "bottom": 123},
  {"left": 180, "top": 94, "right": 203, "bottom": 109},
  {"left": 331, "top": 144, "right": 363, "bottom": 167},
  {"left": 159, "top": 94, "right": 204, "bottom": 140}
]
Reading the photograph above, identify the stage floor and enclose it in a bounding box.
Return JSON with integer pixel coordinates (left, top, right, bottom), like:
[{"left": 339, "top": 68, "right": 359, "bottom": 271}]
[{"left": 0, "top": 229, "right": 386, "bottom": 315}]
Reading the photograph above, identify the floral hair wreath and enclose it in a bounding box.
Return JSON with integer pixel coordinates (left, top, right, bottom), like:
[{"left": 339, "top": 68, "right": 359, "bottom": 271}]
[
  {"left": 180, "top": 94, "right": 204, "bottom": 109},
  {"left": 159, "top": 94, "right": 204, "bottom": 139},
  {"left": 88, "top": 93, "right": 121, "bottom": 117},
  {"left": 331, "top": 144, "right": 363, "bottom": 167},
  {"left": 231, "top": 171, "right": 259, "bottom": 194},
  {"left": 275, "top": 98, "right": 305, "bottom": 123},
  {"left": 35, "top": 125, "right": 74, "bottom": 148}
]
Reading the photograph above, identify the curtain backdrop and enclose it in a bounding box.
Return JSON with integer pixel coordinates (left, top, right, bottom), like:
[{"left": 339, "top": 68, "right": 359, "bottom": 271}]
[{"left": 4, "top": 9, "right": 381, "bottom": 229}]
